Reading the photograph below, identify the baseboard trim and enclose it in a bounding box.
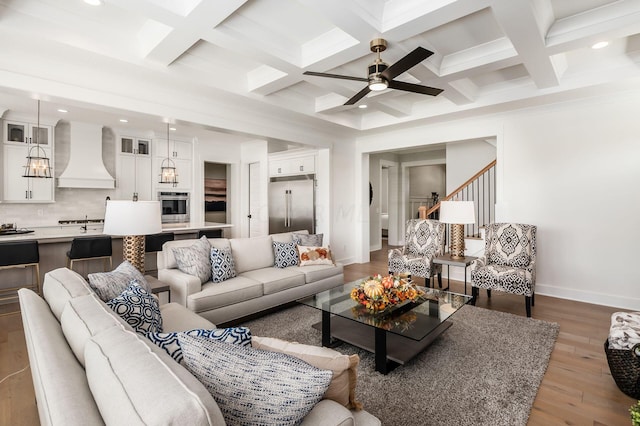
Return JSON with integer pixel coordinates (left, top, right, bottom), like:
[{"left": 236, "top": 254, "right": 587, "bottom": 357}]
[{"left": 535, "top": 284, "right": 639, "bottom": 311}]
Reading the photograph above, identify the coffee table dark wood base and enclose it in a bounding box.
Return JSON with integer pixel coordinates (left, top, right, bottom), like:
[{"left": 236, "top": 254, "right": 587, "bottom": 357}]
[{"left": 313, "top": 311, "right": 452, "bottom": 374}]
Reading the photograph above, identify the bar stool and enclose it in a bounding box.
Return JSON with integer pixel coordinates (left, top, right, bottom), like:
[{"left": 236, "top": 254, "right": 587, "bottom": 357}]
[
  {"left": 145, "top": 232, "right": 175, "bottom": 253},
  {"left": 198, "top": 229, "right": 222, "bottom": 239},
  {"left": 67, "top": 236, "right": 113, "bottom": 275},
  {"left": 0, "top": 240, "right": 40, "bottom": 302}
]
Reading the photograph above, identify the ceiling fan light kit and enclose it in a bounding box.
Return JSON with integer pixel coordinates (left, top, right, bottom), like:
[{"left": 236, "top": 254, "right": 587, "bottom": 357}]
[{"left": 304, "top": 38, "right": 442, "bottom": 105}]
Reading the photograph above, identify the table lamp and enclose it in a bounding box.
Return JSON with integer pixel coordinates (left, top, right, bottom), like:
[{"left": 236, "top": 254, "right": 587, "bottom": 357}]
[
  {"left": 103, "top": 200, "right": 162, "bottom": 273},
  {"left": 439, "top": 200, "right": 475, "bottom": 259}
]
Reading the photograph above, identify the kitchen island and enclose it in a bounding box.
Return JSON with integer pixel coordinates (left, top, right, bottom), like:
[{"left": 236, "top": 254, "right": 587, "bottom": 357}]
[{"left": 0, "top": 222, "right": 232, "bottom": 298}]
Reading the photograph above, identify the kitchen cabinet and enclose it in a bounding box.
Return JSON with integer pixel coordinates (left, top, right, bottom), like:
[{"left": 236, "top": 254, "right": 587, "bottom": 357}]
[
  {"left": 269, "top": 154, "right": 315, "bottom": 177},
  {"left": 155, "top": 138, "right": 192, "bottom": 190},
  {"left": 3, "top": 144, "right": 54, "bottom": 202},
  {"left": 5, "top": 120, "right": 52, "bottom": 146},
  {"left": 117, "top": 136, "right": 152, "bottom": 200}
]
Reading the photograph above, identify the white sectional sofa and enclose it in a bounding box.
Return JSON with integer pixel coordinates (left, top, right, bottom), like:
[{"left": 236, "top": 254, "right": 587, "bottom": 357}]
[
  {"left": 158, "top": 230, "right": 344, "bottom": 325},
  {"left": 18, "top": 267, "right": 380, "bottom": 426}
]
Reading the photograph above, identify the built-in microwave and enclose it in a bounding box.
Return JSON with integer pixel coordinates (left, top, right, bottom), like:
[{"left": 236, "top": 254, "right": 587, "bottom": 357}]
[{"left": 158, "top": 192, "right": 190, "bottom": 223}]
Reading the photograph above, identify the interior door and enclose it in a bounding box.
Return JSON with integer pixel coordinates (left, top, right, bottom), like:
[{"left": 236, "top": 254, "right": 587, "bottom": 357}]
[{"left": 248, "top": 162, "right": 264, "bottom": 237}]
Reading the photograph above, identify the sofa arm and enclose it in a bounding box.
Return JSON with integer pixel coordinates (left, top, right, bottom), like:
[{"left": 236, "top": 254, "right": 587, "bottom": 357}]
[
  {"left": 301, "top": 400, "right": 355, "bottom": 426},
  {"left": 158, "top": 268, "right": 202, "bottom": 307}
]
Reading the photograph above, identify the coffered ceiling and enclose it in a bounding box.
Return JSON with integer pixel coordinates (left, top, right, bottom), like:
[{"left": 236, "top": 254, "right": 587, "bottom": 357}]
[{"left": 1, "top": 0, "right": 640, "bottom": 142}]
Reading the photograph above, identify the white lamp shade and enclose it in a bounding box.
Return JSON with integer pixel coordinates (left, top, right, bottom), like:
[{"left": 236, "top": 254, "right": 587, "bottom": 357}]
[
  {"left": 439, "top": 201, "right": 476, "bottom": 224},
  {"left": 103, "top": 200, "right": 162, "bottom": 236}
]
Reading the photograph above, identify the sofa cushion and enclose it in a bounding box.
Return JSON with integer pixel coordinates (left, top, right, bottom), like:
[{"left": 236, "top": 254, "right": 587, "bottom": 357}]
[
  {"left": 61, "top": 293, "right": 130, "bottom": 367},
  {"left": 85, "top": 327, "right": 225, "bottom": 425},
  {"left": 18, "top": 289, "right": 104, "bottom": 426},
  {"left": 160, "top": 302, "right": 216, "bottom": 332},
  {"left": 172, "top": 236, "right": 212, "bottom": 283},
  {"left": 293, "top": 233, "right": 323, "bottom": 247},
  {"left": 300, "top": 263, "right": 344, "bottom": 283},
  {"left": 88, "top": 261, "right": 150, "bottom": 302},
  {"left": 147, "top": 327, "right": 252, "bottom": 364},
  {"left": 241, "top": 268, "right": 306, "bottom": 295},
  {"left": 187, "top": 277, "right": 263, "bottom": 312},
  {"left": 210, "top": 247, "right": 237, "bottom": 283},
  {"left": 229, "top": 235, "right": 274, "bottom": 274},
  {"left": 252, "top": 336, "right": 361, "bottom": 409},
  {"left": 42, "top": 267, "right": 94, "bottom": 321},
  {"left": 107, "top": 281, "right": 163, "bottom": 334},
  {"left": 273, "top": 241, "right": 299, "bottom": 268},
  {"left": 298, "top": 245, "right": 334, "bottom": 266},
  {"left": 179, "top": 334, "right": 332, "bottom": 426}
]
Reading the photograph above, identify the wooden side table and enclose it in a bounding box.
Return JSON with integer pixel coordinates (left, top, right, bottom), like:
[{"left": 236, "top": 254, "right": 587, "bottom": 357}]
[
  {"left": 145, "top": 275, "right": 171, "bottom": 303},
  {"left": 432, "top": 254, "right": 478, "bottom": 295}
]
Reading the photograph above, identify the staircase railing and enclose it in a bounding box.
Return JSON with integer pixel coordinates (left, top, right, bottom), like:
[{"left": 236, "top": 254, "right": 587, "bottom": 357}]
[{"left": 425, "top": 159, "right": 496, "bottom": 238}]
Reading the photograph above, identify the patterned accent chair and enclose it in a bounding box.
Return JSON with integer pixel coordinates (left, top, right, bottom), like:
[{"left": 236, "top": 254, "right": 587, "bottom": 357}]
[
  {"left": 388, "top": 219, "right": 446, "bottom": 287},
  {"left": 471, "top": 223, "right": 537, "bottom": 317}
]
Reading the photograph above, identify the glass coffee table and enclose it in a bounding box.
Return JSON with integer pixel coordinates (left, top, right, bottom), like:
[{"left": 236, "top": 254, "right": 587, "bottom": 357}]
[{"left": 298, "top": 279, "right": 472, "bottom": 374}]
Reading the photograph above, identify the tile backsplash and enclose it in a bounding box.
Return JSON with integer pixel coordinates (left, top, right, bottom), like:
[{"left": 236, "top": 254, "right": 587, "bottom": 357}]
[{"left": 0, "top": 187, "right": 115, "bottom": 228}]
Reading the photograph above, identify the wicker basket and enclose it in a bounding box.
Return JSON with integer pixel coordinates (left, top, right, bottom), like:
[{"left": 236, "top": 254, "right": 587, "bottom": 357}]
[{"left": 604, "top": 339, "right": 640, "bottom": 399}]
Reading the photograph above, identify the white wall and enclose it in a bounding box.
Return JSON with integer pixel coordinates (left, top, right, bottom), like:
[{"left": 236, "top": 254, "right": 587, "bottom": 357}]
[
  {"left": 345, "top": 91, "right": 640, "bottom": 310},
  {"left": 446, "top": 140, "right": 496, "bottom": 194}
]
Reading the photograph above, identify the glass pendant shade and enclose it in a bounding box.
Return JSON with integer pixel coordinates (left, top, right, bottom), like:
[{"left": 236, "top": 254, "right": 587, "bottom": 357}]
[
  {"left": 159, "top": 122, "right": 178, "bottom": 186},
  {"left": 23, "top": 100, "right": 52, "bottom": 179},
  {"left": 24, "top": 145, "right": 52, "bottom": 178}
]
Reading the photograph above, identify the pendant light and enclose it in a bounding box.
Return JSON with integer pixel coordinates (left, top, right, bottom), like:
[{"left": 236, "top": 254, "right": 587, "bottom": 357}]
[
  {"left": 159, "top": 122, "right": 178, "bottom": 186},
  {"left": 23, "top": 100, "right": 52, "bottom": 179}
]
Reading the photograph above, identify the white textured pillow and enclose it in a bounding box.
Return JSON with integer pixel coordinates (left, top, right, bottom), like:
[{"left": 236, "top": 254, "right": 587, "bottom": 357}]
[
  {"left": 179, "top": 334, "right": 332, "bottom": 426},
  {"left": 88, "top": 261, "right": 150, "bottom": 302},
  {"left": 172, "top": 236, "right": 212, "bottom": 283}
]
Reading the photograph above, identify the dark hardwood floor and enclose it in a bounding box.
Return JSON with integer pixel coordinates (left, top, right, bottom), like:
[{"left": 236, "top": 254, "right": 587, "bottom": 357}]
[{"left": 0, "top": 242, "right": 635, "bottom": 425}]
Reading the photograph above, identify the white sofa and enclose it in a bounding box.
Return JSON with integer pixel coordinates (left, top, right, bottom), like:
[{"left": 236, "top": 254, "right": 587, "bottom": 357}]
[
  {"left": 19, "top": 267, "right": 380, "bottom": 426},
  {"left": 158, "top": 230, "right": 344, "bottom": 325}
]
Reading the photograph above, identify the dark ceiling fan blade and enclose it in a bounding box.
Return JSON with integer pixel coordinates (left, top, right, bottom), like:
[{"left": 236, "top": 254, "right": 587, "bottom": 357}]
[
  {"left": 387, "top": 80, "right": 443, "bottom": 96},
  {"left": 380, "top": 46, "right": 433, "bottom": 81},
  {"left": 303, "top": 71, "right": 369, "bottom": 83},
  {"left": 344, "top": 85, "right": 371, "bottom": 105}
]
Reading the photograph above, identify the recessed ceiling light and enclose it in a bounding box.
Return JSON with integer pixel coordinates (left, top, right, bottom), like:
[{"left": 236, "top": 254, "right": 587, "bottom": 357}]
[
  {"left": 57, "top": 109, "right": 68, "bottom": 113},
  {"left": 592, "top": 41, "right": 609, "bottom": 49},
  {"left": 119, "top": 119, "right": 128, "bottom": 123},
  {"left": 170, "top": 127, "right": 177, "bottom": 131},
  {"left": 84, "top": 0, "right": 102, "bottom": 6},
  {"left": 358, "top": 104, "right": 368, "bottom": 109}
]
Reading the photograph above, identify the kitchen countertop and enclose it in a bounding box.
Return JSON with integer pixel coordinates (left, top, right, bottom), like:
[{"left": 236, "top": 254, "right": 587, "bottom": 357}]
[{"left": 0, "top": 222, "right": 232, "bottom": 243}]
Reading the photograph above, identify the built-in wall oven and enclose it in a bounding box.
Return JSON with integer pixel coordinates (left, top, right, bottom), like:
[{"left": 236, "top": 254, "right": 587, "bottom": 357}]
[{"left": 158, "top": 192, "right": 190, "bottom": 223}]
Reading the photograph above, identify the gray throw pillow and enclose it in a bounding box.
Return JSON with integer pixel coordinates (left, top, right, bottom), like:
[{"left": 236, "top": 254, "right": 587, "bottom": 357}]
[
  {"left": 293, "top": 233, "right": 323, "bottom": 247},
  {"left": 172, "top": 236, "right": 212, "bottom": 283},
  {"left": 179, "top": 334, "right": 332, "bottom": 426},
  {"left": 88, "top": 261, "right": 150, "bottom": 302}
]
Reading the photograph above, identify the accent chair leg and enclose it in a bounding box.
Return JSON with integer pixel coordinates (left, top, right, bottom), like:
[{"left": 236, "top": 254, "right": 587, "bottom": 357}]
[
  {"left": 486, "top": 289, "right": 491, "bottom": 298},
  {"left": 532, "top": 292, "right": 535, "bottom": 306},
  {"left": 471, "top": 286, "right": 478, "bottom": 305},
  {"left": 437, "top": 272, "right": 442, "bottom": 288},
  {"left": 525, "top": 296, "right": 532, "bottom": 318}
]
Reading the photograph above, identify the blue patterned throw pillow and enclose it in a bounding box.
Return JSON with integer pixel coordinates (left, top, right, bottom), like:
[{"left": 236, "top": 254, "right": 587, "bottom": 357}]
[
  {"left": 210, "top": 247, "right": 237, "bottom": 283},
  {"left": 273, "top": 241, "right": 299, "bottom": 268},
  {"left": 146, "top": 327, "right": 252, "bottom": 364},
  {"left": 106, "top": 281, "right": 162, "bottom": 334},
  {"left": 179, "top": 334, "right": 332, "bottom": 426}
]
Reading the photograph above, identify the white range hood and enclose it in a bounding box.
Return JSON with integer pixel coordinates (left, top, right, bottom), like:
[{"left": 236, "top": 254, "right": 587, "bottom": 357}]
[{"left": 58, "top": 121, "right": 115, "bottom": 189}]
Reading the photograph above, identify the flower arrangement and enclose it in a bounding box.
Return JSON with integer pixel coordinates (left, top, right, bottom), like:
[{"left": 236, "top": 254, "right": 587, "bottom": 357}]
[
  {"left": 350, "top": 274, "right": 424, "bottom": 312},
  {"left": 631, "top": 401, "right": 640, "bottom": 426}
]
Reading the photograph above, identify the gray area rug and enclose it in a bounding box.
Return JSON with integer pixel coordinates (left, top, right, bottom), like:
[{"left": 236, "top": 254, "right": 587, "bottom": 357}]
[{"left": 242, "top": 304, "right": 559, "bottom": 426}]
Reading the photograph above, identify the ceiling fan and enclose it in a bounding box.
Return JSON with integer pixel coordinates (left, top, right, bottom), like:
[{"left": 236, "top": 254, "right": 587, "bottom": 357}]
[{"left": 304, "top": 38, "right": 443, "bottom": 106}]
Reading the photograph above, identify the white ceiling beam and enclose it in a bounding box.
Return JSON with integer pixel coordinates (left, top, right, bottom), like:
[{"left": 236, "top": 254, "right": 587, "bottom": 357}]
[
  {"left": 143, "top": 0, "right": 248, "bottom": 66},
  {"left": 546, "top": 0, "right": 640, "bottom": 54},
  {"left": 491, "top": 0, "right": 561, "bottom": 89}
]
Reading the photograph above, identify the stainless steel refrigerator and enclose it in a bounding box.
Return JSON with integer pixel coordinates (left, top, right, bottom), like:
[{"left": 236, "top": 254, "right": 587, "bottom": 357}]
[{"left": 269, "top": 175, "right": 315, "bottom": 234}]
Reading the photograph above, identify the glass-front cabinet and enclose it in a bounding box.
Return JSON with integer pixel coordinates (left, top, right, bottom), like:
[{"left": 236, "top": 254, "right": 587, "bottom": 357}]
[
  {"left": 5, "top": 120, "right": 52, "bottom": 145},
  {"left": 120, "top": 137, "right": 150, "bottom": 156}
]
